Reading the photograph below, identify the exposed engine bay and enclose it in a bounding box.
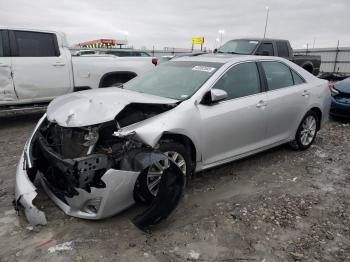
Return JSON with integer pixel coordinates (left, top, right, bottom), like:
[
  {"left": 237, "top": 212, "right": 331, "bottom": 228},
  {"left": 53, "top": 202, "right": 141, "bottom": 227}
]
[{"left": 15, "top": 101, "right": 184, "bottom": 230}]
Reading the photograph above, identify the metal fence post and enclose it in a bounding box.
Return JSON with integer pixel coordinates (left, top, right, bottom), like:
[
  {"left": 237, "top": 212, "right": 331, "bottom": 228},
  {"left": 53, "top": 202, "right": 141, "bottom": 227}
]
[{"left": 333, "top": 40, "right": 340, "bottom": 73}]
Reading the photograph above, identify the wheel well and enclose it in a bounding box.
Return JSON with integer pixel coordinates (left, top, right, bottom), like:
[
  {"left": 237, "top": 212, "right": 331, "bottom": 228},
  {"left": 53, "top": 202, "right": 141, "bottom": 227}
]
[
  {"left": 159, "top": 133, "right": 196, "bottom": 164},
  {"left": 310, "top": 107, "right": 322, "bottom": 130},
  {"left": 303, "top": 64, "right": 313, "bottom": 74},
  {"left": 99, "top": 72, "right": 137, "bottom": 88}
]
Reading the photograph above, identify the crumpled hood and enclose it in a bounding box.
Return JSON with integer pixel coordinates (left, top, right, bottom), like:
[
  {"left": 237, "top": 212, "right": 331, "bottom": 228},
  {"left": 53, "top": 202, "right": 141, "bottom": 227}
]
[
  {"left": 47, "top": 88, "right": 178, "bottom": 127},
  {"left": 335, "top": 78, "right": 350, "bottom": 94}
]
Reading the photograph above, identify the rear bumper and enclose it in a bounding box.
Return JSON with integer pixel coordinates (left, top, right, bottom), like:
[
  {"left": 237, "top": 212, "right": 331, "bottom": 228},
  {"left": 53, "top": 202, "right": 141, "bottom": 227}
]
[{"left": 330, "top": 97, "right": 350, "bottom": 118}]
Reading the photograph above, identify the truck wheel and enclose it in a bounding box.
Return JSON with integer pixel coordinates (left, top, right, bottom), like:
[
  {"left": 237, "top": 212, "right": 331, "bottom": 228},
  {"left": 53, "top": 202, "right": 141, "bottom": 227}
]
[
  {"left": 134, "top": 142, "right": 191, "bottom": 204},
  {"left": 100, "top": 73, "right": 136, "bottom": 88},
  {"left": 289, "top": 111, "right": 319, "bottom": 150},
  {"left": 303, "top": 65, "right": 313, "bottom": 74}
]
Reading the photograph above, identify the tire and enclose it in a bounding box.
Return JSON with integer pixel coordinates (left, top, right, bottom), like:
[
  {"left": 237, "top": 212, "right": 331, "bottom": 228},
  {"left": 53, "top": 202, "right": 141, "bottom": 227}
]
[
  {"left": 289, "top": 111, "right": 319, "bottom": 150},
  {"left": 134, "top": 141, "right": 191, "bottom": 204},
  {"left": 100, "top": 73, "right": 136, "bottom": 88}
]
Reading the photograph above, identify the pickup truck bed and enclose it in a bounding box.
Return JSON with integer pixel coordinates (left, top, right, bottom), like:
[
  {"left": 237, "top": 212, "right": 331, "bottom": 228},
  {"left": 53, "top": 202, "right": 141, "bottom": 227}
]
[{"left": 0, "top": 28, "right": 155, "bottom": 107}]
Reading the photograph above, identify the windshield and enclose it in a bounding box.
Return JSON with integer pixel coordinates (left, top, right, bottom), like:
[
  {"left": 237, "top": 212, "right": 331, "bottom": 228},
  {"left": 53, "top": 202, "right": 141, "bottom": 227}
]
[
  {"left": 124, "top": 61, "right": 223, "bottom": 100},
  {"left": 218, "top": 40, "right": 259, "bottom": 54}
]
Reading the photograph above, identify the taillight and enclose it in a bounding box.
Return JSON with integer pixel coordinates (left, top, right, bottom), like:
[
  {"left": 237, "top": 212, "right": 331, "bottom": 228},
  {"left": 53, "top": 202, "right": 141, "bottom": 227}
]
[
  {"left": 328, "top": 82, "right": 339, "bottom": 96},
  {"left": 328, "top": 81, "right": 334, "bottom": 91},
  {"left": 152, "top": 58, "right": 158, "bottom": 66}
]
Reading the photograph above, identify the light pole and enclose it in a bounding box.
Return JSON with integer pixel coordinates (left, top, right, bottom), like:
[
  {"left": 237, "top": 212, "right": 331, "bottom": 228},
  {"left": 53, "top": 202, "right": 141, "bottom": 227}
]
[
  {"left": 124, "top": 31, "right": 129, "bottom": 42},
  {"left": 218, "top": 29, "right": 225, "bottom": 47},
  {"left": 263, "top": 6, "right": 269, "bottom": 38},
  {"left": 215, "top": 38, "right": 220, "bottom": 49}
]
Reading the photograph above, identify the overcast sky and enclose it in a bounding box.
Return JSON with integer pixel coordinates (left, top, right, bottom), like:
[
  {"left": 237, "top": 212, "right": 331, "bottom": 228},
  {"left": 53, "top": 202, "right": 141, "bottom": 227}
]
[{"left": 1, "top": 0, "right": 349, "bottom": 50}]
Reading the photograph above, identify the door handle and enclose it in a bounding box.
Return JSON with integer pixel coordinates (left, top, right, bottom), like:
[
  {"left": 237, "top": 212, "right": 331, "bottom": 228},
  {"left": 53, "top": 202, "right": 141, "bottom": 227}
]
[
  {"left": 256, "top": 100, "right": 267, "bottom": 108},
  {"left": 0, "top": 63, "right": 9, "bottom": 67},
  {"left": 52, "top": 62, "right": 65, "bottom": 66},
  {"left": 301, "top": 90, "right": 310, "bottom": 96}
]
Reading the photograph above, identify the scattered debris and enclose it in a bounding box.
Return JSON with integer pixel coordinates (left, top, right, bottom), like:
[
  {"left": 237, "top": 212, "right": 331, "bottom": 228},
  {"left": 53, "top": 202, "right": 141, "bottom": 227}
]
[
  {"left": 48, "top": 241, "right": 73, "bottom": 253},
  {"left": 289, "top": 252, "right": 304, "bottom": 260},
  {"left": 189, "top": 250, "right": 200, "bottom": 260}
]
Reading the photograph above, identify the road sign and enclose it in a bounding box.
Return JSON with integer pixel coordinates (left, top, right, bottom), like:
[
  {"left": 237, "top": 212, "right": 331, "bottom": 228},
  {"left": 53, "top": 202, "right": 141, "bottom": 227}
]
[{"left": 192, "top": 37, "right": 204, "bottom": 45}]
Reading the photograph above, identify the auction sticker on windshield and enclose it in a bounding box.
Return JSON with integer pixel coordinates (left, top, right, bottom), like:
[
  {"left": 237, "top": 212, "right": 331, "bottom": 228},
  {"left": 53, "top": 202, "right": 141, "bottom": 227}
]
[{"left": 192, "top": 66, "right": 216, "bottom": 73}]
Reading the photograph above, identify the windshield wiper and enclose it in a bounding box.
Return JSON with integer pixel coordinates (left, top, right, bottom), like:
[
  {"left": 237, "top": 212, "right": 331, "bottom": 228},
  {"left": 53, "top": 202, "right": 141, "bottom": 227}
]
[
  {"left": 217, "top": 51, "right": 242, "bottom": 54},
  {"left": 217, "top": 50, "right": 243, "bottom": 54}
]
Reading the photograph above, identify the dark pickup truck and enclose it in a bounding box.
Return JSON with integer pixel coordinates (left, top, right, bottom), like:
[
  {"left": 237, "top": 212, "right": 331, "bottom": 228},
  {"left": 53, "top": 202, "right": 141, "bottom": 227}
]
[{"left": 215, "top": 38, "right": 321, "bottom": 76}]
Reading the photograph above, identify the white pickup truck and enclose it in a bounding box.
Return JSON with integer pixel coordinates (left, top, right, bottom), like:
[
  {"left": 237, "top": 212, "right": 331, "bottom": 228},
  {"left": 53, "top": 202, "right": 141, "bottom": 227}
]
[{"left": 0, "top": 28, "right": 156, "bottom": 108}]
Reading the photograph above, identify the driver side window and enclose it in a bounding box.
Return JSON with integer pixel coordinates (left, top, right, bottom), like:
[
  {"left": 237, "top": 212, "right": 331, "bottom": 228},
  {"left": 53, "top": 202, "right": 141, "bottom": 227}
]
[
  {"left": 212, "top": 62, "right": 261, "bottom": 100},
  {"left": 256, "top": 43, "right": 274, "bottom": 56}
]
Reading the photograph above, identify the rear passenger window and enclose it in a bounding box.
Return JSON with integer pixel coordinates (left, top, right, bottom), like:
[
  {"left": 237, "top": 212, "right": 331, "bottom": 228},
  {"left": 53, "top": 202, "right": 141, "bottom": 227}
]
[
  {"left": 13, "top": 31, "right": 59, "bottom": 57},
  {"left": 276, "top": 41, "right": 289, "bottom": 57},
  {"left": 213, "top": 62, "right": 261, "bottom": 100},
  {"left": 291, "top": 70, "right": 305, "bottom": 85},
  {"left": 262, "top": 61, "right": 294, "bottom": 90}
]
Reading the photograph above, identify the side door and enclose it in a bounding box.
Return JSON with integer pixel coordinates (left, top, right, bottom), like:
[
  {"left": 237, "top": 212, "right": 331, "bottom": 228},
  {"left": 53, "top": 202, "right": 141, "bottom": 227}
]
[
  {"left": 9, "top": 30, "right": 71, "bottom": 101},
  {"left": 261, "top": 61, "right": 310, "bottom": 144},
  {"left": 0, "top": 30, "right": 17, "bottom": 102},
  {"left": 197, "top": 61, "right": 269, "bottom": 166}
]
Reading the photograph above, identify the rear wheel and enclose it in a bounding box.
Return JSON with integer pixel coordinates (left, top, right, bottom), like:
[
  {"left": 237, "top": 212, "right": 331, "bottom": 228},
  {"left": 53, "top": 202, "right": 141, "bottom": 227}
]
[
  {"left": 134, "top": 142, "right": 191, "bottom": 204},
  {"left": 289, "top": 111, "right": 319, "bottom": 150}
]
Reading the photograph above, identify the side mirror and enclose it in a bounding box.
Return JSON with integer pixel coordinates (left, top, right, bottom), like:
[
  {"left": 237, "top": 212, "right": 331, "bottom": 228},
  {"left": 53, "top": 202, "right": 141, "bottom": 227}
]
[
  {"left": 201, "top": 89, "right": 228, "bottom": 105},
  {"left": 213, "top": 48, "right": 218, "bottom": 53}
]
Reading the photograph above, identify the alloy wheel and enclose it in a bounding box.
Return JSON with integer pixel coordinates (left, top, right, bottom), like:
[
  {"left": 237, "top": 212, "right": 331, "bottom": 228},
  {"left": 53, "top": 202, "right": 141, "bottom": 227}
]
[
  {"left": 147, "top": 151, "right": 186, "bottom": 196},
  {"left": 300, "top": 115, "right": 317, "bottom": 146}
]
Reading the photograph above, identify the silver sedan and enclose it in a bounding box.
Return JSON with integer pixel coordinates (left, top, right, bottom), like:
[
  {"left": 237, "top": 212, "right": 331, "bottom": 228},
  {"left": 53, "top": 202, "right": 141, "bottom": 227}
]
[{"left": 15, "top": 54, "right": 331, "bottom": 228}]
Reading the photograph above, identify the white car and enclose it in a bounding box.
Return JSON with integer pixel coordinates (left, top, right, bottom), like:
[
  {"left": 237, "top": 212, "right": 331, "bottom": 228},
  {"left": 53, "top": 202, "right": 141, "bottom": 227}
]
[
  {"left": 15, "top": 54, "right": 331, "bottom": 229},
  {"left": 0, "top": 28, "right": 156, "bottom": 106}
]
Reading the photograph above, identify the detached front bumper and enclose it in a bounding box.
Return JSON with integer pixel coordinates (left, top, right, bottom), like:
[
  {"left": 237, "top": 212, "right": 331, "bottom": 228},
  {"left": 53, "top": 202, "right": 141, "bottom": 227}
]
[
  {"left": 15, "top": 153, "right": 47, "bottom": 225},
  {"left": 15, "top": 115, "right": 184, "bottom": 228},
  {"left": 15, "top": 150, "right": 140, "bottom": 224}
]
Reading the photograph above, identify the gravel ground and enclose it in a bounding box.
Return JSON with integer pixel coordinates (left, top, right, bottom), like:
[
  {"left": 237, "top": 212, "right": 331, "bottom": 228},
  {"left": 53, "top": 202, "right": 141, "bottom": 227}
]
[{"left": 0, "top": 113, "right": 349, "bottom": 262}]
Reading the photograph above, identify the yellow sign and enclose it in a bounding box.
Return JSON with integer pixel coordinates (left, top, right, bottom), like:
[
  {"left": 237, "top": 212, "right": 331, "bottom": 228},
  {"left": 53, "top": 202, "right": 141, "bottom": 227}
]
[{"left": 192, "top": 37, "right": 204, "bottom": 45}]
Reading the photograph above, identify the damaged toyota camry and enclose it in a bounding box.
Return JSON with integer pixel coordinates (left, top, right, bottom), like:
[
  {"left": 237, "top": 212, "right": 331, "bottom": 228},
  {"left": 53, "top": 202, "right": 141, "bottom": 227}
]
[{"left": 15, "top": 55, "right": 331, "bottom": 228}]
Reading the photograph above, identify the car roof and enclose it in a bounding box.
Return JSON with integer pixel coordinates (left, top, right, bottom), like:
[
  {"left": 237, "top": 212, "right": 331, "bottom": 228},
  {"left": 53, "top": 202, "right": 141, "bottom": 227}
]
[
  {"left": 171, "top": 53, "right": 286, "bottom": 64},
  {"left": 227, "top": 38, "right": 287, "bottom": 42}
]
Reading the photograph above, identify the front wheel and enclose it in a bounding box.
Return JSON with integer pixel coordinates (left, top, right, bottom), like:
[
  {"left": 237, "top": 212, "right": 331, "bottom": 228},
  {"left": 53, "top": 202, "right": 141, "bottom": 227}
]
[
  {"left": 289, "top": 111, "right": 319, "bottom": 150},
  {"left": 134, "top": 142, "right": 191, "bottom": 204}
]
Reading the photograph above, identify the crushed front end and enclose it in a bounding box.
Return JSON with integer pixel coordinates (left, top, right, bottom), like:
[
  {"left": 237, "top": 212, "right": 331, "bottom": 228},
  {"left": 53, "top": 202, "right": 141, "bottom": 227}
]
[{"left": 15, "top": 114, "right": 184, "bottom": 229}]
